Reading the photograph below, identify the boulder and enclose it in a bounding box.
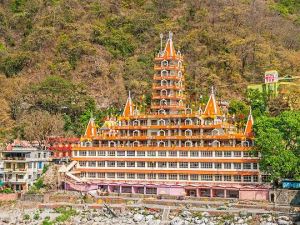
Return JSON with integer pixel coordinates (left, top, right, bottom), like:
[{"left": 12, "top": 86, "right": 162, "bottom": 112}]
[
  {"left": 133, "top": 213, "right": 144, "bottom": 222},
  {"left": 170, "top": 217, "right": 184, "bottom": 225}
]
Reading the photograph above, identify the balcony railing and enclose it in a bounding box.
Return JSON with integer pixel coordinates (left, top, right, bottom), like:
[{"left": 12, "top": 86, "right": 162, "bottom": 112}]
[{"left": 152, "top": 84, "right": 185, "bottom": 90}]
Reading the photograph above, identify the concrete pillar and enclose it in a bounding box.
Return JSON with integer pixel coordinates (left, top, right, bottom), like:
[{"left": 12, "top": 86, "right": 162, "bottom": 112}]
[
  {"left": 144, "top": 186, "right": 146, "bottom": 195},
  {"left": 132, "top": 186, "right": 136, "bottom": 194},
  {"left": 210, "top": 189, "right": 213, "bottom": 198},
  {"left": 224, "top": 189, "right": 227, "bottom": 198},
  {"left": 196, "top": 189, "right": 200, "bottom": 198}
]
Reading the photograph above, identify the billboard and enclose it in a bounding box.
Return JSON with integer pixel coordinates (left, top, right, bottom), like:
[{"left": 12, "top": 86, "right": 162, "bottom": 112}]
[{"left": 264, "top": 70, "right": 279, "bottom": 84}]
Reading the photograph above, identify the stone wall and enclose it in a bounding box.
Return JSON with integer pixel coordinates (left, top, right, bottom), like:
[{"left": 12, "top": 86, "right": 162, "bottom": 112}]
[
  {"left": 20, "top": 193, "right": 46, "bottom": 202},
  {"left": 270, "top": 189, "right": 300, "bottom": 206},
  {"left": 0, "top": 193, "right": 18, "bottom": 201}
]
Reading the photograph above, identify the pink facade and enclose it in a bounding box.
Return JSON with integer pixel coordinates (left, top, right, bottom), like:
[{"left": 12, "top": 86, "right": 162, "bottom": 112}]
[
  {"left": 239, "top": 189, "right": 269, "bottom": 200},
  {"left": 0, "top": 193, "right": 18, "bottom": 201}
]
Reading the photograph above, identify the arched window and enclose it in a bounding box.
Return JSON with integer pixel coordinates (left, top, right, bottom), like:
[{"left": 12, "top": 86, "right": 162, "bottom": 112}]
[
  {"left": 109, "top": 141, "right": 116, "bottom": 147},
  {"left": 158, "top": 109, "right": 166, "bottom": 115},
  {"left": 161, "top": 79, "right": 168, "bottom": 86},
  {"left": 184, "top": 141, "right": 193, "bottom": 147},
  {"left": 185, "top": 108, "right": 192, "bottom": 114},
  {"left": 157, "top": 119, "right": 166, "bottom": 126},
  {"left": 133, "top": 141, "right": 140, "bottom": 147},
  {"left": 133, "top": 130, "right": 140, "bottom": 136},
  {"left": 158, "top": 130, "right": 166, "bottom": 136},
  {"left": 212, "top": 140, "right": 220, "bottom": 147},
  {"left": 212, "top": 129, "right": 220, "bottom": 136},
  {"left": 161, "top": 60, "right": 168, "bottom": 67},
  {"left": 184, "top": 129, "right": 192, "bottom": 136},
  {"left": 133, "top": 109, "right": 139, "bottom": 116},
  {"left": 160, "top": 89, "right": 168, "bottom": 96},
  {"left": 178, "top": 61, "right": 182, "bottom": 68},
  {"left": 179, "top": 100, "right": 183, "bottom": 106},
  {"left": 185, "top": 118, "right": 193, "bottom": 125},
  {"left": 160, "top": 99, "right": 168, "bottom": 106},
  {"left": 161, "top": 70, "right": 168, "bottom": 76},
  {"left": 85, "top": 142, "right": 92, "bottom": 147},
  {"left": 178, "top": 80, "right": 183, "bottom": 87},
  {"left": 178, "top": 90, "right": 183, "bottom": 96},
  {"left": 133, "top": 120, "right": 140, "bottom": 126},
  {"left": 157, "top": 141, "right": 166, "bottom": 147},
  {"left": 242, "top": 141, "right": 249, "bottom": 147},
  {"left": 178, "top": 71, "right": 182, "bottom": 78}
]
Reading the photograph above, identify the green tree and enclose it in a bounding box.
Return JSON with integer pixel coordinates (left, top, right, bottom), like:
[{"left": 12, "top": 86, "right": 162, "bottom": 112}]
[
  {"left": 253, "top": 111, "right": 300, "bottom": 184},
  {"left": 228, "top": 100, "right": 249, "bottom": 130}
]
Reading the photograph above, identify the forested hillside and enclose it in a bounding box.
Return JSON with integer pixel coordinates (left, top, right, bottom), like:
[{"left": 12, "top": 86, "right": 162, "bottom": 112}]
[{"left": 0, "top": 0, "right": 299, "bottom": 141}]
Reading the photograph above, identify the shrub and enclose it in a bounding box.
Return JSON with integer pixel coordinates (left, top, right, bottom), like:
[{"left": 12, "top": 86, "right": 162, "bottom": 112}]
[
  {"left": 0, "top": 188, "right": 14, "bottom": 194},
  {"left": 0, "top": 52, "right": 29, "bottom": 77},
  {"left": 23, "top": 214, "right": 30, "bottom": 220}
]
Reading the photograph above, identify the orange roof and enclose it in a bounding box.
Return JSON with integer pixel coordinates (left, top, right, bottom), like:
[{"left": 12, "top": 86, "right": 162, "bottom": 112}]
[
  {"left": 203, "top": 87, "right": 221, "bottom": 117},
  {"left": 244, "top": 109, "right": 254, "bottom": 137},
  {"left": 84, "top": 118, "right": 97, "bottom": 138},
  {"left": 123, "top": 92, "right": 134, "bottom": 117},
  {"left": 162, "top": 31, "right": 176, "bottom": 58}
]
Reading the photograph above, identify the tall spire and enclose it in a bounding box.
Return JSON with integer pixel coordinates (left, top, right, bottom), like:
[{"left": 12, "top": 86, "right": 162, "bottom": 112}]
[
  {"left": 162, "top": 31, "right": 176, "bottom": 58},
  {"left": 123, "top": 91, "right": 134, "bottom": 117},
  {"left": 84, "top": 116, "right": 97, "bottom": 138},
  {"left": 202, "top": 86, "right": 221, "bottom": 117},
  {"left": 244, "top": 107, "right": 254, "bottom": 137}
]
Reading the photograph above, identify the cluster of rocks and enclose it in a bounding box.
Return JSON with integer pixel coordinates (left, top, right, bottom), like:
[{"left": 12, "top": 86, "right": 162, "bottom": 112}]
[{"left": 260, "top": 215, "right": 293, "bottom": 225}]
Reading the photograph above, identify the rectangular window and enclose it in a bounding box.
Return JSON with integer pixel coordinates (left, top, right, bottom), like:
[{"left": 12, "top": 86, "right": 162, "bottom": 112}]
[
  {"left": 233, "top": 163, "right": 241, "bottom": 170},
  {"left": 88, "top": 172, "right": 96, "bottom": 178},
  {"left": 201, "top": 151, "right": 212, "bottom": 157},
  {"left": 107, "top": 161, "right": 115, "bottom": 167},
  {"left": 190, "top": 174, "right": 199, "bottom": 181},
  {"left": 252, "top": 163, "right": 258, "bottom": 170},
  {"left": 224, "top": 175, "right": 232, "bottom": 181},
  {"left": 233, "top": 151, "right": 241, "bottom": 157},
  {"left": 97, "top": 151, "right": 106, "bottom": 156},
  {"left": 168, "top": 162, "right": 177, "bottom": 168},
  {"left": 127, "top": 151, "right": 135, "bottom": 157},
  {"left": 127, "top": 173, "right": 135, "bottom": 179},
  {"left": 158, "top": 162, "right": 167, "bottom": 168},
  {"left": 117, "top": 173, "right": 125, "bottom": 179},
  {"left": 137, "top": 162, "right": 145, "bottom": 167},
  {"left": 158, "top": 151, "right": 167, "bottom": 157},
  {"left": 243, "top": 175, "right": 252, "bottom": 182},
  {"left": 98, "top": 173, "right": 105, "bottom": 178},
  {"left": 243, "top": 163, "right": 251, "bottom": 170},
  {"left": 215, "top": 151, "right": 223, "bottom": 157},
  {"left": 88, "top": 161, "right": 96, "bottom": 167},
  {"left": 147, "top": 151, "right": 156, "bottom": 157},
  {"left": 179, "top": 151, "right": 188, "bottom": 157},
  {"left": 73, "top": 151, "right": 78, "bottom": 156},
  {"left": 169, "top": 174, "right": 177, "bottom": 180},
  {"left": 148, "top": 173, "right": 156, "bottom": 179},
  {"left": 79, "top": 161, "right": 87, "bottom": 167},
  {"left": 127, "top": 162, "right": 135, "bottom": 167},
  {"left": 234, "top": 175, "right": 241, "bottom": 182},
  {"left": 243, "top": 152, "right": 250, "bottom": 157},
  {"left": 201, "top": 175, "right": 213, "bottom": 181},
  {"left": 117, "top": 151, "right": 125, "bottom": 156},
  {"left": 224, "top": 163, "right": 231, "bottom": 169},
  {"left": 137, "top": 151, "right": 145, "bottom": 157},
  {"left": 79, "top": 151, "right": 87, "bottom": 156},
  {"left": 107, "top": 173, "right": 115, "bottom": 178},
  {"left": 179, "top": 174, "right": 188, "bottom": 180},
  {"left": 214, "top": 175, "right": 222, "bottom": 181},
  {"left": 224, "top": 151, "right": 232, "bottom": 157},
  {"left": 190, "top": 162, "right": 199, "bottom": 168},
  {"left": 179, "top": 162, "right": 188, "bottom": 168},
  {"left": 214, "top": 163, "right": 222, "bottom": 169},
  {"left": 190, "top": 151, "right": 199, "bottom": 157},
  {"left": 97, "top": 161, "right": 105, "bottom": 167},
  {"left": 253, "top": 175, "right": 258, "bottom": 182},
  {"left": 108, "top": 151, "right": 115, "bottom": 157},
  {"left": 158, "top": 173, "right": 167, "bottom": 180},
  {"left": 147, "top": 162, "right": 156, "bottom": 168},
  {"left": 137, "top": 174, "right": 145, "bottom": 179},
  {"left": 168, "top": 151, "right": 177, "bottom": 157},
  {"left": 116, "top": 161, "right": 125, "bottom": 167},
  {"left": 89, "top": 151, "right": 96, "bottom": 156},
  {"left": 201, "top": 162, "right": 213, "bottom": 169}
]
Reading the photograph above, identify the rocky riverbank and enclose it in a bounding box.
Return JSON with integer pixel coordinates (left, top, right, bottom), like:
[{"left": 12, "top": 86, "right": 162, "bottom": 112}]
[{"left": 0, "top": 205, "right": 296, "bottom": 225}]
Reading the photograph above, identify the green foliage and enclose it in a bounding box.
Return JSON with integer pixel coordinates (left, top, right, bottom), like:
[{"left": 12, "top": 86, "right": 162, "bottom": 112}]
[
  {"left": 28, "top": 178, "right": 45, "bottom": 193},
  {"left": 228, "top": 100, "right": 249, "bottom": 129},
  {"left": 54, "top": 207, "right": 77, "bottom": 223},
  {"left": 0, "top": 52, "right": 29, "bottom": 77},
  {"left": 42, "top": 165, "right": 49, "bottom": 174},
  {"left": 33, "top": 212, "right": 40, "bottom": 220},
  {"left": 271, "top": 0, "right": 300, "bottom": 15},
  {"left": 247, "top": 89, "right": 267, "bottom": 117},
  {"left": 253, "top": 111, "right": 300, "bottom": 183},
  {"left": 0, "top": 187, "right": 14, "bottom": 194},
  {"left": 10, "top": 0, "right": 27, "bottom": 13},
  {"left": 23, "top": 214, "right": 30, "bottom": 220}
]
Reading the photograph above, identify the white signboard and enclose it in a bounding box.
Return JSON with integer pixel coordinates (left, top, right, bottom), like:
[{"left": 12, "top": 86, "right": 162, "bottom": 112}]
[{"left": 264, "top": 70, "right": 279, "bottom": 84}]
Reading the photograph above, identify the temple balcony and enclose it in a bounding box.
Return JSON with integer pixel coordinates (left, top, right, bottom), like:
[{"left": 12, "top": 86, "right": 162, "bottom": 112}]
[
  {"left": 153, "top": 75, "right": 184, "bottom": 81},
  {"left": 154, "top": 55, "right": 183, "bottom": 61},
  {"left": 111, "top": 124, "right": 227, "bottom": 130},
  {"left": 152, "top": 84, "right": 184, "bottom": 90},
  {"left": 154, "top": 65, "right": 181, "bottom": 71},
  {"left": 150, "top": 104, "right": 185, "bottom": 110},
  {"left": 152, "top": 95, "right": 187, "bottom": 100}
]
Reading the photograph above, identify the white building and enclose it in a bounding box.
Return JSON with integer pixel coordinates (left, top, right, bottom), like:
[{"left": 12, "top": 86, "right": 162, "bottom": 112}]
[{"left": 2, "top": 140, "right": 51, "bottom": 191}]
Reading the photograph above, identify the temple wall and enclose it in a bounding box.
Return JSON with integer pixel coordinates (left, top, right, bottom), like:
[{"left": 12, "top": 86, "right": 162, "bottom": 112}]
[
  {"left": 157, "top": 187, "right": 185, "bottom": 196},
  {"left": 239, "top": 189, "right": 269, "bottom": 200}
]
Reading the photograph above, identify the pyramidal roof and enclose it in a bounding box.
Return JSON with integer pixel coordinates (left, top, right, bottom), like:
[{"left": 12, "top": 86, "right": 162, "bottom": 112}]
[
  {"left": 84, "top": 117, "right": 97, "bottom": 138},
  {"left": 123, "top": 92, "right": 134, "bottom": 117},
  {"left": 162, "top": 31, "right": 176, "bottom": 58},
  {"left": 203, "top": 87, "right": 221, "bottom": 117},
  {"left": 244, "top": 108, "right": 254, "bottom": 137}
]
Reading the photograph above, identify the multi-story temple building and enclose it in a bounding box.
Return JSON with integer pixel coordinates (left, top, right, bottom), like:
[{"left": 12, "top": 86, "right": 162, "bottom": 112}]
[{"left": 66, "top": 33, "right": 269, "bottom": 200}]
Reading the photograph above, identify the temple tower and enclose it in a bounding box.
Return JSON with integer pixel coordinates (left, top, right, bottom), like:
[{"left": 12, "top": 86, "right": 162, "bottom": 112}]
[{"left": 151, "top": 32, "right": 185, "bottom": 114}]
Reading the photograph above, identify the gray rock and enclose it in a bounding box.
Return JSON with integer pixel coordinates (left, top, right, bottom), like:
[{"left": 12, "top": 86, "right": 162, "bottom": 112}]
[
  {"left": 202, "top": 212, "right": 210, "bottom": 217},
  {"left": 237, "top": 219, "right": 245, "bottom": 224},
  {"left": 278, "top": 219, "right": 290, "bottom": 225},
  {"left": 239, "top": 211, "right": 248, "bottom": 217},
  {"left": 146, "top": 215, "right": 154, "bottom": 221},
  {"left": 170, "top": 217, "right": 184, "bottom": 225},
  {"left": 278, "top": 216, "right": 289, "bottom": 221}
]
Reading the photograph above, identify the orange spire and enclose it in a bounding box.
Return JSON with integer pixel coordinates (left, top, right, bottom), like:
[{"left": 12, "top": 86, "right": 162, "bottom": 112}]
[
  {"left": 123, "top": 91, "right": 134, "bottom": 117},
  {"left": 84, "top": 117, "right": 97, "bottom": 138},
  {"left": 162, "top": 31, "right": 176, "bottom": 58},
  {"left": 203, "top": 87, "right": 221, "bottom": 117},
  {"left": 244, "top": 108, "right": 254, "bottom": 137}
]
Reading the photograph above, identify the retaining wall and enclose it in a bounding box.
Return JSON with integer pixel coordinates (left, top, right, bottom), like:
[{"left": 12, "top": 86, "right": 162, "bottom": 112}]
[{"left": 0, "top": 193, "right": 18, "bottom": 201}]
